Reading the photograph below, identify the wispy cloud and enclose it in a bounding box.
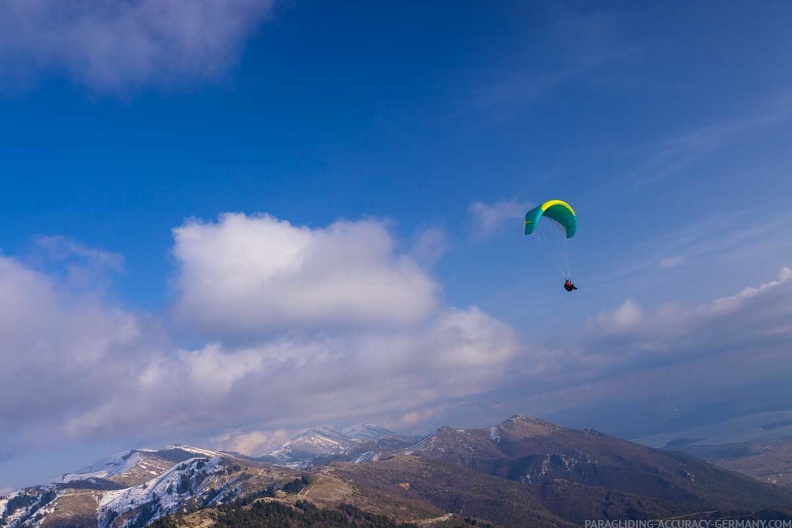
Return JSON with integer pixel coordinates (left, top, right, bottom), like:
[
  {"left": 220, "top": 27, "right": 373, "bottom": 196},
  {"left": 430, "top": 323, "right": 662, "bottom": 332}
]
[
  {"left": 606, "top": 93, "right": 792, "bottom": 194},
  {"left": 645, "top": 117, "right": 788, "bottom": 183},
  {"left": 467, "top": 198, "right": 531, "bottom": 239},
  {"left": 461, "top": 9, "right": 638, "bottom": 123},
  {"left": 410, "top": 227, "right": 450, "bottom": 267},
  {"left": 470, "top": 50, "right": 636, "bottom": 119},
  {"left": 659, "top": 256, "right": 685, "bottom": 269},
  {"left": 33, "top": 236, "right": 124, "bottom": 272},
  {"left": 0, "top": 0, "right": 277, "bottom": 94},
  {"left": 590, "top": 202, "right": 792, "bottom": 291},
  {"left": 29, "top": 236, "right": 125, "bottom": 293}
]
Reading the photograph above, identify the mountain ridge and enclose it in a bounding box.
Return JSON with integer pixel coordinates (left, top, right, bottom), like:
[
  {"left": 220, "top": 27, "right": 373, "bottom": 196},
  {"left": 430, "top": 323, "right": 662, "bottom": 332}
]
[{"left": 3, "top": 415, "right": 792, "bottom": 528}]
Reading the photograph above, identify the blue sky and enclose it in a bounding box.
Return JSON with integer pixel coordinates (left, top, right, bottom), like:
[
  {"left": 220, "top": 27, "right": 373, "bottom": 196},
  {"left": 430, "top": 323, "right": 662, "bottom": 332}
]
[{"left": 1, "top": 0, "right": 792, "bottom": 491}]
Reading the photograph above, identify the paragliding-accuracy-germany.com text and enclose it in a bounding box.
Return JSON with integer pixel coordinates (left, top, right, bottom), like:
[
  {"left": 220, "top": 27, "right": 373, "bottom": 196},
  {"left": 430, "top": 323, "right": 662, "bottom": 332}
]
[{"left": 584, "top": 520, "right": 792, "bottom": 528}]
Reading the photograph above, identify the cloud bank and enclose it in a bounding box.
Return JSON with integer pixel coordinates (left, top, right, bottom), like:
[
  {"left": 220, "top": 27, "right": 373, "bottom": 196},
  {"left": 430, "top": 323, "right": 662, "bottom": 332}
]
[
  {"left": 0, "top": 256, "right": 158, "bottom": 452},
  {"left": 0, "top": 214, "right": 517, "bottom": 464},
  {"left": 1, "top": 210, "right": 790, "bottom": 482},
  {"left": 585, "top": 267, "right": 792, "bottom": 370},
  {"left": 487, "top": 267, "right": 792, "bottom": 437}
]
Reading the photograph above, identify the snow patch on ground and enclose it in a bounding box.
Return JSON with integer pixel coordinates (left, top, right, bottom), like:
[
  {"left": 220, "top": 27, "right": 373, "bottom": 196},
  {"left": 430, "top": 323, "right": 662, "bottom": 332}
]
[
  {"left": 165, "top": 445, "right": 224, "bottom": 458},
  {"left": 488, "top": 427, "right": 502, "bottom": 443}
]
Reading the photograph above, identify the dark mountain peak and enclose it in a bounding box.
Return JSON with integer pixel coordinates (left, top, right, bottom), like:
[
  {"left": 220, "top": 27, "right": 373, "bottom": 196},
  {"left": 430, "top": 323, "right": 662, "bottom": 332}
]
[
  {"left": 411, "top": 417, "right": 582, "bottom": 457},
  {"left": 502, "top": 414, "right": 554, "bottom": 425},
  {"left": 506, "top": 414, "right": 541, "bottom": 421},
  {"left": 408, "top": 425, "right": 505, "bottom": 459},
  {"left": 497, "top": 414, "right": 562, "bottom": 437},
  {"left": 426, "top": 425, "right": 476, "bottom": 438},
  {"left": 410, "top": 416, "right": 565, "bottom": 456}
]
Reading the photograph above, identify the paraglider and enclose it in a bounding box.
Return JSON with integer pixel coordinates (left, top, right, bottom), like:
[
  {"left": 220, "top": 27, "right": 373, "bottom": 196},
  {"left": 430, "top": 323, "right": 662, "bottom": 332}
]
[{"left": 524, "top": 199, "right": 578, "bottom": 291}]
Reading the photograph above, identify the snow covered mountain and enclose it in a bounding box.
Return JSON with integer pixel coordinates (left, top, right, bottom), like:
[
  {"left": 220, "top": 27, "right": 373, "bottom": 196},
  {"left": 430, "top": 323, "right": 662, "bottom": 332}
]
[
  {"left": 0, "top": 426, "right": 417, "bottom": 528},
  {"left": 263, "top": 427, "right": 357, "bottom": 464},
  {"left": 341, "top": 424, "right": 396, "bottom": 442},
  {"left": 0, "top": 445, "right": 292, "bottom": 528},
  {"left": 49, "top": 446, "right": 217, "bottom": 489},
  {"left": 259, "top": 425, "right": 418, "bottom": 467}
]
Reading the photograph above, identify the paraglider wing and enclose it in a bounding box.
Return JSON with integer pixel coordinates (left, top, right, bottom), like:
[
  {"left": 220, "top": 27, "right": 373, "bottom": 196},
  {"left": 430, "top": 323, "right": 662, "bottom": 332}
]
[
  {"left": 524, "top": 199, "right": 577, "bottom": 281},
  {"left": 524, "top": 199, "right": 576, "bottom": 238}
]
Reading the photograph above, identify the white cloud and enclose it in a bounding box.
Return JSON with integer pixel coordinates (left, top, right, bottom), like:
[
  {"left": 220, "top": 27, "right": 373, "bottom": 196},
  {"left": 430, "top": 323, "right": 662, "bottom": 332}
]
[
  {"left": 430, "top": 307, "right": 517, "bottom": 368},
  {"left": 0, "top": 0, "right": 276, "bottom": 93},
  {"left": 172, "top": 214, "right": 439, "bottom": 337},
  {"left": 468, "top": 198, "right": 531, "bottom": 238},
  {"left": 399, "top": 407, "right": 440, "bottom": 427},
  {"left": 706, "top": 266, "right": 792, "bottom": 313}
]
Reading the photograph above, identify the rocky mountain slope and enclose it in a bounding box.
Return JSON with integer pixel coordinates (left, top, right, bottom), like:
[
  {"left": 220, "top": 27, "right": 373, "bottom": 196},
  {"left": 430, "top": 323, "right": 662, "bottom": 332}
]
[
  {"left": 408, "top": 415, "right": 792, "bottom": 512},
  {"left": 396, "top": 416, "right": 792, "bottom": 522},
  {"left": 670, "top": 436, "right": 792, "bottom": 487}
]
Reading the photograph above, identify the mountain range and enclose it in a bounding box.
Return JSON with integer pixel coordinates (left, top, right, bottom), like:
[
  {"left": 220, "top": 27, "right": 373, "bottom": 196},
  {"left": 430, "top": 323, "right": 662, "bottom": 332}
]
[
  {"left": 259, "top": 424, "right": 419, "bottom": 466},
  {"left": 3, "top": 416, "right": 792, "bottom": 528},
  {"left": 670, "top": 436, "right": 792, "bottom": 488}
]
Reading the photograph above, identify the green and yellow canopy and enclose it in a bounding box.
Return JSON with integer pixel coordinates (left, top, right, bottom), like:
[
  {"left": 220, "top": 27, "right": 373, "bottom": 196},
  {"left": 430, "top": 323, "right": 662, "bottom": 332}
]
[{"left": 524, "top": 199, "right": 577, "bottom": 238}]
